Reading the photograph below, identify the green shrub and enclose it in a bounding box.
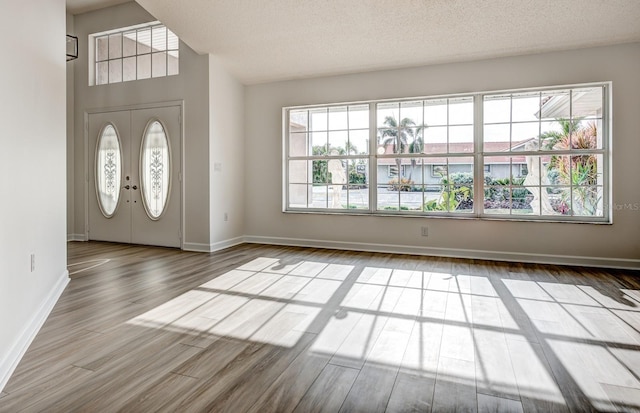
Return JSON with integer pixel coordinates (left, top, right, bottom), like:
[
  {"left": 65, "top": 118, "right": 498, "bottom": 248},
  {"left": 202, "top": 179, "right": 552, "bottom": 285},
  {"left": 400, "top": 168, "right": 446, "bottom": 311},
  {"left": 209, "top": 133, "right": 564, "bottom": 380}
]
[
  {"left": 424, "top": 186, "right": 471, "bottom": 211},
  {"left": 424, "top": 172, "right": 473, "bottom": 211},
  {"left": 348, "top": 168, "right": 366, "bottom": 185},
  {"left": 444, "top": 172, "right": 474, "bottom": 186},
  {"left": 312, "top": 160, "right": 328, "bottom": 184},
  {"left": 388, "top": 178, "right": 415, "bottom": 191},
  {"left": 483, "top": 176, "right": 532, "bottom": 209}
]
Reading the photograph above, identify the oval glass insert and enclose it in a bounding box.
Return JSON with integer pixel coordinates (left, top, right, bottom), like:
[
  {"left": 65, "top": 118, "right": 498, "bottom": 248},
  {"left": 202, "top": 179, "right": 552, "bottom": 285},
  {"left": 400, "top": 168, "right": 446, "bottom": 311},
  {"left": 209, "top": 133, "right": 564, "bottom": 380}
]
[
  {"left": 95, "top": 124, "right": 122, "bottom": 218},
  {"left": 140, "top": 120, "right": 171, "bottom": 220}
]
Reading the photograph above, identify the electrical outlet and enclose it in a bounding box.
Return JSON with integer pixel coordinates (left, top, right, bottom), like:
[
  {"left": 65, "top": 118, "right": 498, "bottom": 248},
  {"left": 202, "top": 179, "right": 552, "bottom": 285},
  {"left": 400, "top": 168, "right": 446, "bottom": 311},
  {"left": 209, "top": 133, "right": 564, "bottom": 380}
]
[
  {"left": 421, "top": 226, "right": 428, "bottom": 237},
  {"left": 224, "top": 212, "right": 228, "bottom": 221},
  {"left": 30, "top": 253, "right": 35, "bottom": 272}
]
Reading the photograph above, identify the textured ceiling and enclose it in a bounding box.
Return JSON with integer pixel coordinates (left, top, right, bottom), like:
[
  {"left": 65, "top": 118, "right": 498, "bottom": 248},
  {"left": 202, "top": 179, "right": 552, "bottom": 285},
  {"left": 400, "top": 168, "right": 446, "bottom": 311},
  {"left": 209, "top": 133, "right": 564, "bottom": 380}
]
[{"left": 74, "top": 0, "right": 640, "bottom": 85}]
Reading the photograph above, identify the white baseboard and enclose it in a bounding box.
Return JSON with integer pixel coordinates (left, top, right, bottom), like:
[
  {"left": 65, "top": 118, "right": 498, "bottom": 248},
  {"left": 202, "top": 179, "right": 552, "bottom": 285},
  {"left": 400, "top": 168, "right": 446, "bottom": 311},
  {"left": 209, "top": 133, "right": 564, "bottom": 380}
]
[
  {"left": 67, "top": 236, "right": 245, "bottom": 253},
  {"left": 183, "top": 236, "right": 245, "bottom": 253},
  {"left": 181, "top": 242, "right": 211, "bottom": 252},
  {"left": 67, "top": 233, "right": 86, "bottom": 242},
  {"left": 243, "top": 235, "right": 640, "bottom": 270},
  {"left": 66, "top": 233, "right": 640, "bottom": 269},
  {"left": 0, "top": 270, "right": 69, "bottom": 392}
]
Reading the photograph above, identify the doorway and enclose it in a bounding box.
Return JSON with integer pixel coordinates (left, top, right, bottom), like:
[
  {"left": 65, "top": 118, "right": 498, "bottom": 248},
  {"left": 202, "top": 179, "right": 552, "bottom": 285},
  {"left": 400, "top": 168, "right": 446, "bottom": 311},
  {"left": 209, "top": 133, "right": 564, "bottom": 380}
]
[{"left": 87, "top": 105, "right": 181, "bottom": 248}]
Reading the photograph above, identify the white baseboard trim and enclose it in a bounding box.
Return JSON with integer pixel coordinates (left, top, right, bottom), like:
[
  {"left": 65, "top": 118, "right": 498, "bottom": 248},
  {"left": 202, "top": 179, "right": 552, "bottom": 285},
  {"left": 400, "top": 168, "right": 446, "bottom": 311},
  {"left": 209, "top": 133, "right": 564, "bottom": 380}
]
[
  {"left": 64, "top": 234, "right": 640, "bottom": 269},
  {"left": 243, "top": 235, "right": 640, "bottom": 270},
  {"left": 182, "top": 242, "right": 211, "bottom": 252},
  {"left": 0, "top": 270, "right": 69, "bottom": 392},
  {"left": 183, "top": 236, "right": 245, "bottom": 253},
  {"left": 67, "top": 233, "right": 87, "bottom": 242}
]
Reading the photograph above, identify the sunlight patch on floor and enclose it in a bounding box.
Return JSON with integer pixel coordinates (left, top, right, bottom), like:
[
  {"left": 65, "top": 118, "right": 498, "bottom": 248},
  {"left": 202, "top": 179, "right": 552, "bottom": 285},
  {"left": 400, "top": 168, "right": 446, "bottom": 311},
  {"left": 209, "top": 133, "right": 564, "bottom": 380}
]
[
  {"left": 128, "top": 257, "right": 351, "bottom": 348},
  {"left": 126, "top": 256, "right": 640, "bottom": 410}
]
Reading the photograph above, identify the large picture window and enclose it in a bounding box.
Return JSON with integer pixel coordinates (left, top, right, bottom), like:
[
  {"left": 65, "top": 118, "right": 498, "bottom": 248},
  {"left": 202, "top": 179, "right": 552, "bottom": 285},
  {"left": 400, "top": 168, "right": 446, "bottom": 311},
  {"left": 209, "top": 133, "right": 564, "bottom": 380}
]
[{"left": 284, "top": 83, "right": 610, "bottom": 223}]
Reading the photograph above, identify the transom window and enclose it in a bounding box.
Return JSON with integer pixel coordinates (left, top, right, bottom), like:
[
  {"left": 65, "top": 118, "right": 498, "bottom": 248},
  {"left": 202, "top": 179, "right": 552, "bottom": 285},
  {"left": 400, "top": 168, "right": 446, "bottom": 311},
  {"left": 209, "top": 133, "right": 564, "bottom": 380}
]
[
  {"left": 90, "top": 22, "right": 179, "bottom": 86},
  {"left": 284, "top": 83, "right": 610, "bottom": 223}
]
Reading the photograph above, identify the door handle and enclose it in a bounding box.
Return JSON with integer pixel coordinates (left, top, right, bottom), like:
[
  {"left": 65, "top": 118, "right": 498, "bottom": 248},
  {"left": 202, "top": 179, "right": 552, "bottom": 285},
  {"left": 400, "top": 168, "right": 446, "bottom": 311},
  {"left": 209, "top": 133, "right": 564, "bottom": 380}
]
[
  {"left": 123, "top": 185, "right": 130, "bottom": 190},
  {"left": 132, "top": 185, "right": 138, "bottom": 190}
]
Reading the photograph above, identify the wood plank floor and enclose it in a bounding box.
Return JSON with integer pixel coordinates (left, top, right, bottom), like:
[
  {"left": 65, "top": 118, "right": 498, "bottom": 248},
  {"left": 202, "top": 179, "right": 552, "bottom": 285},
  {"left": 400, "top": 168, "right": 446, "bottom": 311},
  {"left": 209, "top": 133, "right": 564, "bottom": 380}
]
[{"left": 2, "top": 241, "right": 640, "bottom": 412}]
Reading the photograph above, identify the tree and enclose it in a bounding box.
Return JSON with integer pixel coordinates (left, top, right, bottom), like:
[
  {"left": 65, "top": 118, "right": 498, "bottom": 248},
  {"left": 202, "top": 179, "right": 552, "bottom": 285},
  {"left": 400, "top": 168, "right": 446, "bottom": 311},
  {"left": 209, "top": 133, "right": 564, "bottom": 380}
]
[
  {"left": 541, "top": 118, "right": 600, "bottom": 215},
  {"left": 540, "top": 117, "right": 583, "bottom": 150},
  {"left": 378, "top": 116, "right": 424, "bottom": 181},
  {"left": 312, "top": 143, "right": 365, "bottom": 187}
]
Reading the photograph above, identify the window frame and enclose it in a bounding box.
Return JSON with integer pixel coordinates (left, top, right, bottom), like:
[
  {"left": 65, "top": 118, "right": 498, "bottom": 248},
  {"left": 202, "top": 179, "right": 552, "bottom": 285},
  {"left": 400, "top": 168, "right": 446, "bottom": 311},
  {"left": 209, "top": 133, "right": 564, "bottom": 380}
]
[
  {"left": 89, "top": 21, "right": 179, "bottom": 86},
  {"left": 283, "top": 82, "right": 611, "bottom": 223},
  {"left": 285, "top": 104, "right": 372, "bottom": 211}
]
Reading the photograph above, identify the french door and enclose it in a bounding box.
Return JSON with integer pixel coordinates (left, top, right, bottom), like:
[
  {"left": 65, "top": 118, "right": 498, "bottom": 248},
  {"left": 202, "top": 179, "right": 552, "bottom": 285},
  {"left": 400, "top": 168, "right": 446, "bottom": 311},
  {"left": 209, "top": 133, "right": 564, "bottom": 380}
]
[{"left": 87, "top": 105, "right": 181, "bottom": 247}]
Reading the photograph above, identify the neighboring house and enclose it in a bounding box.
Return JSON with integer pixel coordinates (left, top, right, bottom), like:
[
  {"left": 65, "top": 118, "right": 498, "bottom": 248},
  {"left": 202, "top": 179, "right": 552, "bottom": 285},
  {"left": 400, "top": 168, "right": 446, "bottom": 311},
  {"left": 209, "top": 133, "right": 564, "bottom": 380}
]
[
  {"left": 375, "top": 140, "right": 533, "bottom": 186},
  {"left": 288, "top": 124, "right": 533, "bottom": 187}
]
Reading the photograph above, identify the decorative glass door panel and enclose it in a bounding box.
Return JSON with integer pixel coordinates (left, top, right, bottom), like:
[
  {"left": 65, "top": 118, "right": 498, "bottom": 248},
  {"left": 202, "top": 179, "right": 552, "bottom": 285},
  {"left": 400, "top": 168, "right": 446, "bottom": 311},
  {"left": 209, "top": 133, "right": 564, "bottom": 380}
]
[
  {"left": 140, "top": 120, "right": 171, "bottom": 220},
  {"left": 95, "top": 124, "right": 122, "bottom": 217}
]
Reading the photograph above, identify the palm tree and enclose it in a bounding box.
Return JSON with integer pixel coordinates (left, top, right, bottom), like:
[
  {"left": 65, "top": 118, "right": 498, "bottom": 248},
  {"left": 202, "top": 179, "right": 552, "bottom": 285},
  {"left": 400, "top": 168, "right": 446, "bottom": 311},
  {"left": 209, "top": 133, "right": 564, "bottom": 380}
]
[
  {"left": 541, "top": 118, "right": 600, "bottom": 215},
  {"left": 540, "top": 117, "right": 582, "bottom": 150},
  {"left": 378, "top": 116, "right": 424, "bottom": 181},
  {"left": 379, "top": 116, "right": 421, "bottom": 152}
]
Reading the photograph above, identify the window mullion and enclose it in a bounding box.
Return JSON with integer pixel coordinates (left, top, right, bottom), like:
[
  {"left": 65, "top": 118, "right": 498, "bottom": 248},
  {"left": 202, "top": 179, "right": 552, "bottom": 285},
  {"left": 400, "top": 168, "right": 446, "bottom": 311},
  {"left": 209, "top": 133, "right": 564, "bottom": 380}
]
[
  {"left": 135, "top": 29, "right": 139, "bottom": 81},
  {"left": 284, "top": 109, "right": 290, "bottom": 211},
  {"left": 120, "top": 33, "right": 124, "bottom": 84},
  {"left": 346, "top": 107, "right": 351, "bottom": 210},
  {"left": 474, "top": 94, "right": 484, "bottom": 217},
  {"left": 369, "top": 102, "right": 377, "bottom": 213},
  {"left": 603, "top": 84, "right": 610, "bottom": 221},
  {"left": 569, "top": 89, "right": 574, "bottom": 215},
  {"left": 106, "top": 36, "right": 110, "bottom": 84}
]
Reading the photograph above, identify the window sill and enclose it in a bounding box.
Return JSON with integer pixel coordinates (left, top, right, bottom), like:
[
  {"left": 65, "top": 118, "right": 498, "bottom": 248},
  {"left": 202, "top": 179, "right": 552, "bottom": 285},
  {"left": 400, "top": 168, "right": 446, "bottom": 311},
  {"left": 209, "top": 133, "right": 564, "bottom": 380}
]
[{"left": 283, "top": 209, "right": 612, "bottom": 224}]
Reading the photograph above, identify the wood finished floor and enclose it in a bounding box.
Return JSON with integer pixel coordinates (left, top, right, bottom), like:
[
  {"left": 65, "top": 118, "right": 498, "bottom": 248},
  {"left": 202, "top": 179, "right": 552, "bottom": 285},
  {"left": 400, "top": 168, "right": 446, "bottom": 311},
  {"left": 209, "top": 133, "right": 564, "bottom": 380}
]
[{"left": 2, "top": 242, "right": 640, "bottom": 412}]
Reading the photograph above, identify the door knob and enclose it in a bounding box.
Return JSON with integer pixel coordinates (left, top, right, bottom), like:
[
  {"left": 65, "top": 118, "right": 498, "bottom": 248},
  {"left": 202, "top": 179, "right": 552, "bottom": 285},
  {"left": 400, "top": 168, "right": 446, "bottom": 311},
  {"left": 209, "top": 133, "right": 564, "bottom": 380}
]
[
  {"left": 124, "top": 185, "right": 130, "bottom": 190},
  {"left": 132, "top": 185, "right": 138, "bottom": 190}
]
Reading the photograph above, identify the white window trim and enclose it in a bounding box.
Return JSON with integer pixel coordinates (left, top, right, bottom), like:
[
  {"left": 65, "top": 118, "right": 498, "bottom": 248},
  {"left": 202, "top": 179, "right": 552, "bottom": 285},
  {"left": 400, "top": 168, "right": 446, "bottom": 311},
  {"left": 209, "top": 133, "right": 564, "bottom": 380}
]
[{"left": 283, "top": 82, "right": 611, "bottom": 223}]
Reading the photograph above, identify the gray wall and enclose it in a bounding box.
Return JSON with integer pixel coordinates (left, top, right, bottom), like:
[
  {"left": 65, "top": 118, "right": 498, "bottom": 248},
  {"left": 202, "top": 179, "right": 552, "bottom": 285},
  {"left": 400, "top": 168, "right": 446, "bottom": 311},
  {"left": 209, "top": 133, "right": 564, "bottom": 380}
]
[
  {"left": 208, "top": 55, "right": 245, "bottom": 248},
  {"left": 245, "top": 43, "right": 640, "bottom": 265},
  {"left": 67, "top": 12, "right": 75, "bottom": 238},
  {"left": 70, "top": 2, "right": 211, "bottom": 246},
  {"left": 0, "top": 0, "right": 68, "bottom": 389}
]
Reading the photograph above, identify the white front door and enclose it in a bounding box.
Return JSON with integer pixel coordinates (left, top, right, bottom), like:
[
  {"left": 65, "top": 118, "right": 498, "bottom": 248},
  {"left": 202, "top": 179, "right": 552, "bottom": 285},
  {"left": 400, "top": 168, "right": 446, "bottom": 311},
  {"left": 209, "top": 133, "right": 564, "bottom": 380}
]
[{"left": 88, "top": 105, "right": 181, "bottom": 248}]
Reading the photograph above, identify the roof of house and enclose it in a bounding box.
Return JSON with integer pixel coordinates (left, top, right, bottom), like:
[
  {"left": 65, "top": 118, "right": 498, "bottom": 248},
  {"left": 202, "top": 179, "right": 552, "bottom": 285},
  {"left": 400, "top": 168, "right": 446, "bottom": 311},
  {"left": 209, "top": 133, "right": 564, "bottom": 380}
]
[
  {"left": 289, "top": 122, "right": 545, "bottom": 165},
  {"left": 375, "top": 139, "right": 536, "bottom": 165}
]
